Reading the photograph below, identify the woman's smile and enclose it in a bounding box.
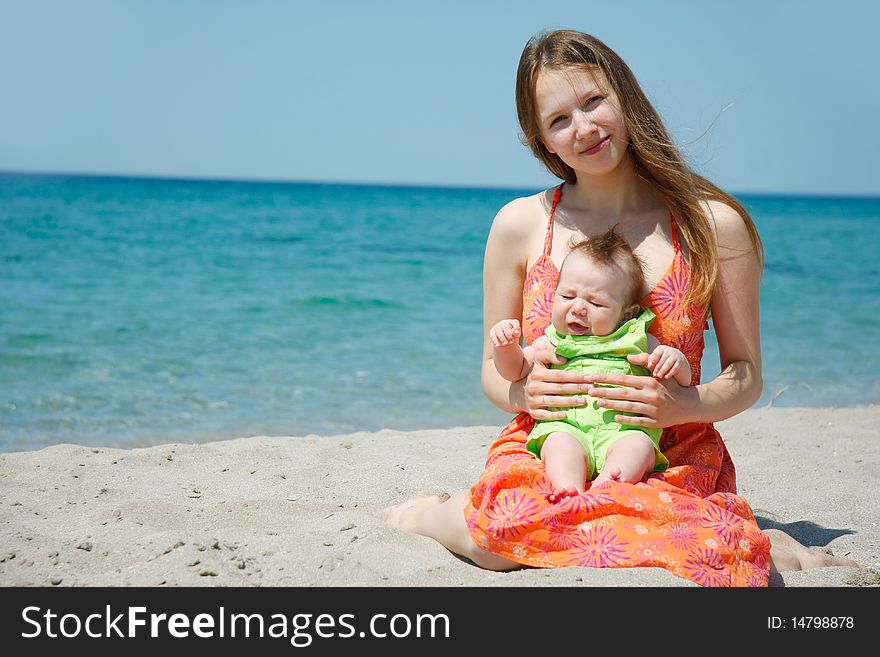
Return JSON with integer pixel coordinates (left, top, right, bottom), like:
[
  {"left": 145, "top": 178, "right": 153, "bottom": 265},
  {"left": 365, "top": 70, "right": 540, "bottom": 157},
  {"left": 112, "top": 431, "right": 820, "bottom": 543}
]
[{"left": 579, "top": 136, "right": 610, "bottom": 156}]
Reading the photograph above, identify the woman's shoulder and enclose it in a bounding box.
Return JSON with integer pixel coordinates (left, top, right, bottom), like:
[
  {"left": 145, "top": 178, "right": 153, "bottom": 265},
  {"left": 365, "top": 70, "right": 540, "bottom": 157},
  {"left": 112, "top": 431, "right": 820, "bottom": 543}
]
[
  {"left": 490, "top": 188, "right": 555, "bottom": 242},
  {"left": 698, "top": 198, "right": 755, "bottom": 252}
]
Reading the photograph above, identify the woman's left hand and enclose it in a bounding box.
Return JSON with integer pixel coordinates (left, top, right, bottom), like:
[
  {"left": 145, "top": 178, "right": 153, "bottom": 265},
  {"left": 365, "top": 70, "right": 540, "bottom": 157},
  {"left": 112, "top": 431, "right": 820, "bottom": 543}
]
[{"left": 585, "top": 353, "right": 699, "bottom": 429}]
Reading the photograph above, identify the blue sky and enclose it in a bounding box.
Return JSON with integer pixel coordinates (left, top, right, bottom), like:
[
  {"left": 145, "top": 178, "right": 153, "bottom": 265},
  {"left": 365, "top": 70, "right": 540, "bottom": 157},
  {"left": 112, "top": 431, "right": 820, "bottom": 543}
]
[{"left": 1, "top": 0, "right": 877, "bottom": 195}]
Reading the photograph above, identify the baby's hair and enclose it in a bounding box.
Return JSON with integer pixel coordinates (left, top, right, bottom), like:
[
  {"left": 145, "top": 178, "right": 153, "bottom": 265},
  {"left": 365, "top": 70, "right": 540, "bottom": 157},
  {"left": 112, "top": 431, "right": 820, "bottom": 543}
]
[{"left": 563, "top": 228, "right": 646, "bottom": 308}]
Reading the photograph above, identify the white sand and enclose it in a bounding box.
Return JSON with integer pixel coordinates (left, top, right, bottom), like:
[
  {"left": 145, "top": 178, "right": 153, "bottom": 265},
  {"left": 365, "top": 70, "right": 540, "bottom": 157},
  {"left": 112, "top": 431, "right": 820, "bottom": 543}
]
[{"left": 1, "top": 406, "right": 878, "bottom": 587}]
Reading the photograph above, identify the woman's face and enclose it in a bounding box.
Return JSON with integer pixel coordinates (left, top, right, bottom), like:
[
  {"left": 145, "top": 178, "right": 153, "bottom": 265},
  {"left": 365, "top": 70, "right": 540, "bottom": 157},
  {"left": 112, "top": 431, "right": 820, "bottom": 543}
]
[{"left": 535, "top": 67, "right": 630, "bottom": 179}]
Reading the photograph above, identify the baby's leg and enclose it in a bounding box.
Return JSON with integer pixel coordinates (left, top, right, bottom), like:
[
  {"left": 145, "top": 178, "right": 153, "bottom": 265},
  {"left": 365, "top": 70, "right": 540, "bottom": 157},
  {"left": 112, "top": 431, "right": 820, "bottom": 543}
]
[
  {"left": 593, "top": 431, "right": 656, "bottom": 485},
  {"left": 540, "top": 431, "right": 589, "bottom": 503}
]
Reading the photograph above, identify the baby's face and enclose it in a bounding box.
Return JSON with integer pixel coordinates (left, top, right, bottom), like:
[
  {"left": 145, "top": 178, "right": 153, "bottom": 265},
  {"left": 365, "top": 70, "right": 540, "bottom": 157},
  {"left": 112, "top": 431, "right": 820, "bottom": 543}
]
[{"left": 552, "top": 251, "right": 636, "bottom": 337}]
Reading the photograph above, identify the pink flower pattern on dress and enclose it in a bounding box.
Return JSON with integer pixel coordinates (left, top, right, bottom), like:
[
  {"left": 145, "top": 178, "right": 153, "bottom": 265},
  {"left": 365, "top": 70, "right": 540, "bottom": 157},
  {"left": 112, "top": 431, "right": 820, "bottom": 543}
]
[
  {"left": 683, "top": 548, "right": 729, "bottom": 587},
  {"left": 522, "top": 255, "right": 559, "bottom": 344},
  {"left": 485, "top": 490, "right": 541, "bottom": 541},
  {"left": 666, "top": 523, "right": 700, "bottom": 551},
  {"left": 568, "top": 525, "right": 630, "bottom": 568},
  {"left": 545, "top": 516, "right": 582, "bottom": 550},
  {"left": 667, "top": 330, "right": 705, "bottom": 385},
  {"left": 700, "top": 504, "right": 745, "bottom": 547},
  {"left": 648, "top": 260, "right": 691, "bottom": 326}
]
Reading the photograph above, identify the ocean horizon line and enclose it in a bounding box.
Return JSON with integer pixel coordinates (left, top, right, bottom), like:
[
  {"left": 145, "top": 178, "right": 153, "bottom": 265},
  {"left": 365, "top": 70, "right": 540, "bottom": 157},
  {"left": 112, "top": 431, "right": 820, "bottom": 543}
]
[{"left": 2, "top": 168, "right": 879, "bottom": 202}]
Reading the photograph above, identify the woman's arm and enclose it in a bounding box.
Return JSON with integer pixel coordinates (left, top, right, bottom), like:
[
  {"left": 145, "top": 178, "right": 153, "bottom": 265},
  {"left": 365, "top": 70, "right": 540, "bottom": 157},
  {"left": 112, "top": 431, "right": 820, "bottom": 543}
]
[
  {"left": 481, "top": 199, "right": 535, "bottom": 413},
  {"left": 688, "top": 199, "right": 763, "bottom": 422},
  {"left": 481, "top": 196, "right": 588, "bottom": 419}
]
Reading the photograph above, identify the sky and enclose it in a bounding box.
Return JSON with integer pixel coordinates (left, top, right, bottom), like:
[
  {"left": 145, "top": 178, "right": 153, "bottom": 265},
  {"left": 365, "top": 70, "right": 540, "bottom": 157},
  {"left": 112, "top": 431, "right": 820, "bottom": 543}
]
[{"left": 1, "top": 0, "right": 877, "bottom": 196}]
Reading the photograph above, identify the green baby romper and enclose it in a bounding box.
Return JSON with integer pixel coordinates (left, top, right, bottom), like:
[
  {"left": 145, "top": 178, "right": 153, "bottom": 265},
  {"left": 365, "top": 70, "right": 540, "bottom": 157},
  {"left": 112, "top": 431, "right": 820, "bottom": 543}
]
[{"left": 526, "top": 308, "right": 669, "bottom": 480}]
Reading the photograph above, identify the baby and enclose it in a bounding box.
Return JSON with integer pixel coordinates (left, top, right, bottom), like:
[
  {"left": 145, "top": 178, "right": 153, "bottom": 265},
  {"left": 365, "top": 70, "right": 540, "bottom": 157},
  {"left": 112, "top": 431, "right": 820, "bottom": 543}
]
[{"left": 491, "top": 229, "right": 690, "bottom": 502}]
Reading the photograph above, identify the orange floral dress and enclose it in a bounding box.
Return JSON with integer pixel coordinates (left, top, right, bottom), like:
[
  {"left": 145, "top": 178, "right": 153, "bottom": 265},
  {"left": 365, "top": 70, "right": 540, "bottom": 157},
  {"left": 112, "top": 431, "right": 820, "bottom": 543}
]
[{"left": 463, "top": 185, "right": 771, "bottom": 587}]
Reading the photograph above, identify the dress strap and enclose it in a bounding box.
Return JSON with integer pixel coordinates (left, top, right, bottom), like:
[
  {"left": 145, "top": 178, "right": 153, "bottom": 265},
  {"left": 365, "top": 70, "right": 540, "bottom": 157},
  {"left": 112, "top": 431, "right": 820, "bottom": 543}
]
[
  {"left": 669, "top": 211, "right": 682, "bottom": 254},
  {"left": 542, "top": 183, "right": 564, "bottom": 256}
]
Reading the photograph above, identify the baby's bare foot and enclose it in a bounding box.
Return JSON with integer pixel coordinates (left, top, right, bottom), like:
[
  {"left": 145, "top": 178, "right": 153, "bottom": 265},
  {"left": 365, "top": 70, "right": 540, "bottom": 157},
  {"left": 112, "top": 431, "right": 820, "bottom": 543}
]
[
  {"left": 379, "top": 493, "right": 450, "bottom": 533},
  {"left": 593, "top": 466, "right": 624, "bottom": 486},
  {"left": 546, "top": 486, "right": 580, "bottom": 504}
]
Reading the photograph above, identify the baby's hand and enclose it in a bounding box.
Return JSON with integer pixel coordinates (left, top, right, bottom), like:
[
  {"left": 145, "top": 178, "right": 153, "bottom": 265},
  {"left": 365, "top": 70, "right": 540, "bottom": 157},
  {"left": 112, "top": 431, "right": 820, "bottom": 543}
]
[
  {"left": 490, "top": 319, "right": 522, "bottom": 348},
  {"left": 530, "top": 334, "right": 565, "bottom": 366},
  {"left": 646, "top": 345, "right": 687, "bottom": 380}
]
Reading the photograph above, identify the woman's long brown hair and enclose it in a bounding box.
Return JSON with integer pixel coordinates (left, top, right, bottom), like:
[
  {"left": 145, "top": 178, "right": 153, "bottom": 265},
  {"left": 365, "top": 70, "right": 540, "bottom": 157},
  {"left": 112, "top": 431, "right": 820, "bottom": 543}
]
[{"left": 515, "top": 29, "right": 764, "bottom": 310}]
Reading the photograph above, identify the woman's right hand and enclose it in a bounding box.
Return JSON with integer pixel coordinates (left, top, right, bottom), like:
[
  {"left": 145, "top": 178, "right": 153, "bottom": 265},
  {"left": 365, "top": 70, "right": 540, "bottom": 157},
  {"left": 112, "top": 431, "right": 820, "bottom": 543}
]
[{"left": 522, "top": 341, "right": 591, "bottom": 421}]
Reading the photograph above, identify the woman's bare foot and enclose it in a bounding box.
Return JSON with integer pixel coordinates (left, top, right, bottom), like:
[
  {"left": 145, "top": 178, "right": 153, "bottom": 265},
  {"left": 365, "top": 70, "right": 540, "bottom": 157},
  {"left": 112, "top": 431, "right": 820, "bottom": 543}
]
[
  {"left": 378, "top": 493, "right": 450, "bottom": 533},
  {"left": 380, "top": 491, "right": 520, "bottom": 571},
  {"left": 766, "top": 529, "right": 862, "bottom": 572}
]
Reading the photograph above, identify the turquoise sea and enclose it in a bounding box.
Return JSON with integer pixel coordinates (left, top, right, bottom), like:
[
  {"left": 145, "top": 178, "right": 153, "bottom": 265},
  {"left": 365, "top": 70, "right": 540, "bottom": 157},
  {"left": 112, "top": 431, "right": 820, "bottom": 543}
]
[{"left": 2, "top": 173, "right": 878, "bottom": 451}]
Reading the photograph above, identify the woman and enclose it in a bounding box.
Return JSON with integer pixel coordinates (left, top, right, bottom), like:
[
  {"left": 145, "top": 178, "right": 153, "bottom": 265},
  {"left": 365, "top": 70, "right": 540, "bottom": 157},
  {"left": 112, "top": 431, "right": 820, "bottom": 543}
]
[{"left": 383, "top": 29, "right": 854, "bottom": 586}]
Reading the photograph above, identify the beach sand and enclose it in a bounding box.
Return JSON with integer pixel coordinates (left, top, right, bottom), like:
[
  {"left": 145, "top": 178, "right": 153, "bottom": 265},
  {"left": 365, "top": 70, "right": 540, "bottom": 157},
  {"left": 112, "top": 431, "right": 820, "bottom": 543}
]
[{"left": 1, "top": 406, "right": 877, "bottom": 587}]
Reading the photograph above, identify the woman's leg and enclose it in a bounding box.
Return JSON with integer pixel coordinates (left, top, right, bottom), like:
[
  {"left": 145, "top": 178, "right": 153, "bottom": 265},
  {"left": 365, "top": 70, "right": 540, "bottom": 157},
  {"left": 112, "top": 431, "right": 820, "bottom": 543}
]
[
  {"left": 382, "top": 496, "right": 862, "bottom": 575},
  {"left": 380, "top": 491, "right": 521, "bottom": 571}
]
